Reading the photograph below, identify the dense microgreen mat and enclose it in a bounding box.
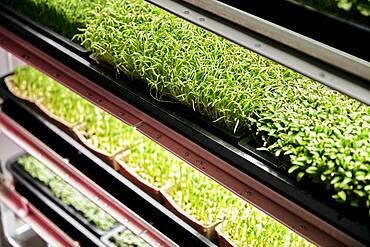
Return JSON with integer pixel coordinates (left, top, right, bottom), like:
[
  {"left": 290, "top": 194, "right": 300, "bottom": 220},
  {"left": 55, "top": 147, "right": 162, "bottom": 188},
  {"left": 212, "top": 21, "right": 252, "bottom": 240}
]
[
  {"left": 123, "top": 135, "right": 191, "bottom": 188},
  {"left": 219, "top": 204, "right": 312, "bottom": 247},
  {"left": 3, "top": 0, "right": 107, "bottom": 39},
  {"left": 12, "top": 67, "right": 141, "bottom": 153},
  {"left": 167, "top": 169, "right": 245, "bottom": 226},
  {"left": 83, "top": 109, "right": 144, "bottom": 155},
  {"left": 11, "top": 66, "right": 50, "bottom": 101},
  {"left": 13, "top": 67, "right": 94, "bottom": 125},
  {"left": 78, "top": 0, "right": 306, "bottom": 134},
  {"left": 256, "top": 82, "right": 370, "bottom": 210},
  {"left": 17, "top": 156, "right": 117, "bottom": 231},
  {"left": 168, "top": 168, "right": 312, "bottom": 246},
  {"left": 37, "top": 83, "right": 94, "bottom": 126}
]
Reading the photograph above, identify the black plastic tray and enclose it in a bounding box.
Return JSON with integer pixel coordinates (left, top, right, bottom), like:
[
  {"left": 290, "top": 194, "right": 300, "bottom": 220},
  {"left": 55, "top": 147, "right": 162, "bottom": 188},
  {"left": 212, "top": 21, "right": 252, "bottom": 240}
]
[
  {"left": 285, "top": 0, "right": 370, "bottom": 29},
  {"left": 7, "top": 155, "right": 105, "bottom": 246},
  {"left": 7, "top": 154, "right": 118, "bottom": 236},
  {"left": 238, "top": 135, "right": 286, "bottom": 169},
  {"left": 0, "top": 3, "right": 88, "bottom": 57}
]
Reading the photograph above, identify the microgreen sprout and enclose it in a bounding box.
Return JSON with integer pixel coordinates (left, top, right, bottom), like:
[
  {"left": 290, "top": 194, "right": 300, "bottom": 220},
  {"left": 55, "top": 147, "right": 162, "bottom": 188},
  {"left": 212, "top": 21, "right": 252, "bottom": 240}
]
[
  {"left": 112, "top": 229, "right": 150, "bottom": 247},
  {"left": 83, "top": 108, "right": 144, "bottom": 155},
  {"left": 167, "top": 169, "right": 244, "bottom": 226},
  {"left": 220, "top": 204, "right": 313, "bottom": 247},
  {"left": 122, "top": 135, "right": 190, "bottom": 188},
  {"left": 12, "top": 66, "right": 51, "bottom": 102},
  {"left": 7, "top": 0, "right": 107, "bottom": 39},
  {"left": 13, "top": 66, "right": 94, "bottom": 126}
]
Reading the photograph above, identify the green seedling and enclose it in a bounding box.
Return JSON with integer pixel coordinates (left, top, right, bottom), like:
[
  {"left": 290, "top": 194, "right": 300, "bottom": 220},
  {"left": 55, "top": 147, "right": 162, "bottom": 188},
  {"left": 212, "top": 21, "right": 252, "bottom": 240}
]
[
  {"left": 12, "top": 66, "right": 51, "bottom": 101},
  {"left": 113, "top": 229, "right": 150, "bottom": 247},
  {"left": 83, "top": 108, "right": 144, "bottom": 155},
  {"left": 18, "top": 156, "right": 117, "bottom": 231},
  {"left": 220, "top": 204, "right": 313, "bottom": 247},
  {"left": 6, "top": 0, "right": 107, "bottom": 38},
  {"left": 123, "top": 135, "right": 190, "bottom": 188}
]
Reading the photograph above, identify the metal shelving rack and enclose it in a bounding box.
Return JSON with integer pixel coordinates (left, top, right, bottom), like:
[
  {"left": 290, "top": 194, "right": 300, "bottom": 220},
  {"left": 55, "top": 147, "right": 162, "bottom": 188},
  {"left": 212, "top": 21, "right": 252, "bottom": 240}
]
[
  {"left": 0, "top": 184, "right": 78, "bottom": 246},
  {"left": 0, "top": 0, "right": 369, "bottom": 246},
  {"left": 0, "top": 88, "right": 216, "bottom": 246}
]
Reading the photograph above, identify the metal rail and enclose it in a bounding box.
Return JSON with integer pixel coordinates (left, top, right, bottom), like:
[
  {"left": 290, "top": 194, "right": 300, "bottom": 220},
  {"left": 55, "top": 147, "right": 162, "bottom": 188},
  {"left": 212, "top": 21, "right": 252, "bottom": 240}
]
[
  {"left": 147, "top": 0, "right": 370, "bottom": 105},
  {"left": 0, "top": 184, "right": 79, "bottom": 247},
  {"left": 0, "top": 25, "right": 364, "bottom": 246},
  {"left": 0, "top": 113, "right": 177, "bottom": 247}
]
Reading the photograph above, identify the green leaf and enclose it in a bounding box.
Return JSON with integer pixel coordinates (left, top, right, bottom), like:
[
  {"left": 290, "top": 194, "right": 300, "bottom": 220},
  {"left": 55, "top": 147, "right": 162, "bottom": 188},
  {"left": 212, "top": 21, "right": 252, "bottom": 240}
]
[
  {"left": 339, "top": 178, "right": 352, "bottom": 188},
  {"left": 306, "top": 166, "right": 318, "bottom": 174},
  {"left": 296, "top": 172, "right": 305, "bottom": 181},
  {"left": 344, "top": 171, "right": 352, "bottom": 178},
  {"left": 338, "top": 191, "right": 346, "bottom": 202},
  {"left": 330, "top": 176, "right": 341, "bottom": 185},
  {"left": 357, "top": 3, "right": 370, "bottom": 16},
  {"left": 288, "top": 165, "right": 300, "bottom": 174},
  {"left": 337, "top": 0, "right": 352, "bottom": 11},
  {"left": 364, "top": 185, "right": 370, "bottom": 192}
]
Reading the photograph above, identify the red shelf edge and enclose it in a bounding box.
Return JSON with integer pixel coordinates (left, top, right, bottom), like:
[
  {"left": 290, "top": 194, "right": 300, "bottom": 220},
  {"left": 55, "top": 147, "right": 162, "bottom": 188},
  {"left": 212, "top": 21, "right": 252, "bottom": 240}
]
[{"left": 0, "top": 185, "right": 79, "bottom": 246}]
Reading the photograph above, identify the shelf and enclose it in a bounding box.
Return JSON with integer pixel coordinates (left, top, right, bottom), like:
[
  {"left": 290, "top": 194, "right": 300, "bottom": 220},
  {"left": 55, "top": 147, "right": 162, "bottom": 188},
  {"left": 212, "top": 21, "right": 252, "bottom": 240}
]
[
  {"left": 0, "top": 183, "right": 78, "bottom": 246},
  {"left": 8, "top": 154, "right": 176, "bottom": 247},
  {"left": 145, "top": 0, "right": 370, "bottom": 105},
  {"left": 0, "top": 112, "right": 179, "bottom": 247},
  {"left": 0, "top": 13, "right": 368, "bottom": 245},
  {"left": 8, "top": 158, "right": 106, "bottom": 246},
  {"left": 0, "top": 87, "right": 214, "bottom": 247}
]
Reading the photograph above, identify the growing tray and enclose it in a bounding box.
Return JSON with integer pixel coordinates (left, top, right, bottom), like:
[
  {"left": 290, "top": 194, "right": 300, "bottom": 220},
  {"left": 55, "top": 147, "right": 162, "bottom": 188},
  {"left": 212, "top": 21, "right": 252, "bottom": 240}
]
[
  {"left": 0, "top": 3, "right": 88, "bottom": 57},
  {"left": 215, "top": 224, "right": 235, "bottom": 247},
  {"left": 7, "top": 158, "right": 105, "bottom": 246},
  {"left": 101, "top": 225, "right": 152, "bottom": 247},
  {"left": 238, "top": 135, "right": 287, "bottom": 169},
  {"left": 3, "top": 74, "right": 82, "bottom": 136},
  {"left": 73, "top": 123, "right": 127, "bottom": 168},
  {"left": 7, "top": 155, "right": 119, "bottom": 237},
  {"left": 35, "top": 99, "right": 82, "bottom": 136},
  {"left": 161, "top": 186, "right": 220, "bottom": 241},
  {"left": 4, "top": 75, "right": 38, "bottom": 102},
  {"left": 114, "top": 150, "right": 164, "bottom": 202}
]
